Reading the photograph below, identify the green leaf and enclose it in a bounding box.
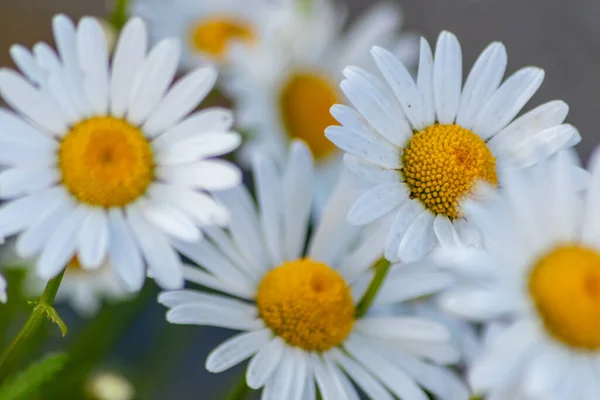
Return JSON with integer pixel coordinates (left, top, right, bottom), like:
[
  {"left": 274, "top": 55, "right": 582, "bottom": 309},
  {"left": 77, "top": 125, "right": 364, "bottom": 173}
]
[
  {"left": 36, "top": 304, "right": 67, "bottom": 337},
  {"left": 0, "top": 353, "right": 68, "bottom": 400}
]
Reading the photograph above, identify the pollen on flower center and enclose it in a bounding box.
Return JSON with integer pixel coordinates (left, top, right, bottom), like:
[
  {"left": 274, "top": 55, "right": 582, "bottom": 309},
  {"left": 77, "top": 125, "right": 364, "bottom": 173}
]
[
  {"left": 279, "top": 72, "right": 339, "bottom": 160},
  {"left": 529, "top": 245, "right": 600, "bottom": 350},
  {"left": 402, "top": 124, "right": 498, "bottom": 219},
  {"left": 59, "top": 117, "right": 154, "bottom": 208},
  {"left": 189, "top": 16, "right": 255, "bottom": 58},
  {"left": 256, "top": 259, "right": 355, "bottom": 351}
]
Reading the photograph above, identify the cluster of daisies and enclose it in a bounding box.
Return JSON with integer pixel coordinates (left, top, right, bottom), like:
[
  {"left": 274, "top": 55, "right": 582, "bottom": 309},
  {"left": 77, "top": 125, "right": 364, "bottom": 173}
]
[{"left": 0, "top": 0, "right": 596, "bottom": 398}]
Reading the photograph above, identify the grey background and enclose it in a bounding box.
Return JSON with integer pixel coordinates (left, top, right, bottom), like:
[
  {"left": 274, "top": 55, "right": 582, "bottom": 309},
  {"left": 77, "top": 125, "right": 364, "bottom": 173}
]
[{"left": 0, "top": 0, "right": 598, "bottom": 398}]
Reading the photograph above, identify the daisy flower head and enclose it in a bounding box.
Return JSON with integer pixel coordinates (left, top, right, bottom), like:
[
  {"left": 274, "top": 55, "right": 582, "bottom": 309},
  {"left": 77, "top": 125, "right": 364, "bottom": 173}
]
[
  {"left": 131, "top": 0, "right": 271, "bottom": 69},
  {"left": 159, "top": 140, "right": 468, "bottom": 400},
  {"left": 0, "top": 15, "right": 241, "bottom": 291},
  {"left": 227, "top": 0, "right": 418, "bottom": 213},
  {"left": 326, "top": 31, "right": 581, "bottom": 263},
  {"left": 438, "top": 149, "right": 600, "bottom": 399}
]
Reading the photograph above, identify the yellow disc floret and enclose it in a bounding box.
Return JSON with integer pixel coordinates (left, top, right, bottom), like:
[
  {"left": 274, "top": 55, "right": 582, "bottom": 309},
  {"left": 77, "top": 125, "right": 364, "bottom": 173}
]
[
  {"left": 529, "top": 245, "right": 600, "bottom": 350},
  {"left": 402, "top": 124, "right": 498, "bottom": 219},
  {"left": 59, "top": 117, "right": 154, "bottom": 208},
  {"left": 256, "top": 259, "right": 355, "bottom": 351},
  {"left": 279, "top": 72, "right": 340, "bottom": 160},
  {"left": 189, "top": 16, "right": 254, "bottom": 59}
]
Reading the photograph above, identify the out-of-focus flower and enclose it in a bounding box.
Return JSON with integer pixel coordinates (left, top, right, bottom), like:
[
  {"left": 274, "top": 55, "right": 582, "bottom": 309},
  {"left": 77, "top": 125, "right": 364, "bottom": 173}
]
[
  {"left": 227, "top": 0, "right": 418, "bottom": 214},
  {"left": 326, "top": 31, "right": 581, "bottom": 263},
  {"left": 0, "top": 273, "right": 6, "bottom": 303},
  {"left": 160, "top": 141, "right": 468, "bottom": 400},
  {"left": 130, "top": 0, "right": 274, "bottom": 69},
  {"left": 438, "top": 150, "right": 600, "bottom": 399},
  {"left": 0, "top": 16, "right": 241, "bottom": 290},
  {"left": 86, "top": 371, "right": 136, "bottom": 400}
]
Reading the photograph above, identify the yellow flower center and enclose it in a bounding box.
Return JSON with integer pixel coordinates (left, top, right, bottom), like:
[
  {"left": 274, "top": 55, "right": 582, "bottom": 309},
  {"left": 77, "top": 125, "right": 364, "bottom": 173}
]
[
  {"left": 402, "top": 124, "right": 497, "bottom": 219},
  {"left": 189, "top": 16, "right": 254, "bottom": 59},
  {"left": 529, "top": 245, "right": 600, "bottom": 350},
  {"left": 279, "top": 72, "right": 340, "bottom": 160},
  {"left": 256, "top": 259, "right": 355, "bottom": 351},
  {"left": 59, "top": 117, "right": 154, "bottom": 208}
]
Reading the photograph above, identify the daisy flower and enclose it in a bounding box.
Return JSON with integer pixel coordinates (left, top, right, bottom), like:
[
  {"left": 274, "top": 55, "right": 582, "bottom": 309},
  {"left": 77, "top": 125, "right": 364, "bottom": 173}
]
[
  {"left": 0, "top": 16, "right": 241, "bottom": 290},
  {"left": 159, "top": 141, "right": 468, "bottom": 400},
  {"left": 438, "top": 150, "right": 600, "bottom": 399},
  {"left": 227, "top": 0, "right": 417, "bottom": 212},
  {"left": 131, "top": 0, "right": 272, "bottom": 69},
  {"left": 326, "top": 31, "right": 581, "bottom": 263}
]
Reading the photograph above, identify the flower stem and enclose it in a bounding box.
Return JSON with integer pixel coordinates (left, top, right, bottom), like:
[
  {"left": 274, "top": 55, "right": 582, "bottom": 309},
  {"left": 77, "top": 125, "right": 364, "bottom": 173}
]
[
  {"left": 224, "top": 373, "right": 252, "bottom": 400},
  {"left": 0, "top": 269, "right": 66, "bottom": 383},
  {"left": 355, "top": 256, "right": 391, "bottom": 318}
]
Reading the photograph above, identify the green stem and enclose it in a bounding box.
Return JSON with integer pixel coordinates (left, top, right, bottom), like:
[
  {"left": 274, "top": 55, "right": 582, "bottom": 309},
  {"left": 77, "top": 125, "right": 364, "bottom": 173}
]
[
  {"left": 225, "top": 373, "right": 252, "bottom": 400},
  {"left": 0, "top": 269, "right": 66, "bottom": 383},
  {"left": 355, "top": 257, "right": 391, "bottom": 318},
  {"left": 109, "top": 0, "right": 129, "bottom": 31}
]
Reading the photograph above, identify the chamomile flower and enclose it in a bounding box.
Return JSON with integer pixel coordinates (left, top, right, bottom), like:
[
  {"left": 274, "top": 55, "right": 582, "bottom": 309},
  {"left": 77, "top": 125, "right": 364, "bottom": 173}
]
[
  {"left": 326, "top": 31, "right": 581, "bottom": 263},
  {"left": 228, "top": 0, "right": 417, "bottom": 212},
  {"left": 438, "top": 150, "right": 600, "bottom": 399},
  {"left": 0, "top": 16, "right": 241, "bottom": 290},
  {"left": 160, "top": 141, "right": 468, "bottom": 400},
  {"left": 131, "top": 0, "right": 271, "bottom": 68}
]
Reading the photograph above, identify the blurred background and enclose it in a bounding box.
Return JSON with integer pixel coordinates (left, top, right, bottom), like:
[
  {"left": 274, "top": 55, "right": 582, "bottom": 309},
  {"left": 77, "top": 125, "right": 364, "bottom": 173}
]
[{"left": 0, "top": 0, "right": 598, "bottom": 398}]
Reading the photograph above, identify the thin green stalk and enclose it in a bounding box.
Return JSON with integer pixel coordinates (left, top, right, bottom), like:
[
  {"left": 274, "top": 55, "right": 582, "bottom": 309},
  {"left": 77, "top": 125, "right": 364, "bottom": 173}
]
[
  {"left": 0, "top": 269, "right": 67, "bottom": 383},
  {"left": 225, "top": 373, "right": 253, "bottom": 400},
  {"left": 109, "top": 0, "right": 129, "bottom": 31},
  {"left": 355, "top": 257, "right": 391, "bottom": 318}
]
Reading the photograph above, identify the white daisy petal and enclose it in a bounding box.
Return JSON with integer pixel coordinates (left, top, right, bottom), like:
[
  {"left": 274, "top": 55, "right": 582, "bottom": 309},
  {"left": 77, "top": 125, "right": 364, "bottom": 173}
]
[
  {"left": 127, "top": 38, "right": 181, "bottom": 125},
  {"left": 433, "top": 31, "right": 462, "bottom": 124},
  {"left": 583, "top": 147, "right": 600, "bottom": 247},
  {"left": 16, "top": 189, "right": 74, "bottom": 258},
  {"left": 148, "top": 184, "right": 229, "bottom": 227},
  {"left": 343, "top": 154, "right": 400, "bottom": 184},
  {"left": 282, "top": 141, "right": 313, "bottom": 260},
  {"left": 246, "top": 337, "right": 285, "bottom": 389},
  {"left": 77, "top": 17, "right": 110, "bottom": 115},
  {"left": 384, "top": 200, "right": 424, "bottom": 261},
  {"left": 127, "top": 206, "right": 183, "bottom": 290},
  {"left": 206, "top": 329, "right": 272, "bottom": 373},
  {"left": 10, "top": 45, "right": 42, "bottom": 85},
  {"left": 456, "top": 42, "right": 507, "bottom": 129},
  {"left": 329, "top": 361, "right": 360, "bottom": 400},
  {"left": 141, "top": 203, "right": 201, "bottom": 242},
  {"left": 330, "top": 348, "right": 395, "bottom": 400},
  {"left": 488, "top": 100, "right": 569, "bottom": 157},
  {"left": 397, "top": 209, "right": 436, "bottom": 263},
  {"left": 262, "top": 346, "right": 296, "bottom": 400},
  {"left": 0, "top": 108, "right": 57, "bottom": 149},
  {"left": 356, "top": 316, "right": 450, "bottom": 342},
  {"left": 166, "top": 303, "right": 262, "bottom": 331},
  {"left": 52, "top": 15, "right": 80, "bottom": 78},
  {"left": 312, "top": 356, "right": 347, "bottom": 400},
  {"left": 440, "top": 287, "right": 522, "bottom": 321},
  {"left": 153, "top": 108, "right": 234, "bottom": 150},
  {"left": 156, "top": 132, "right": 242, "bottom": 165},
  {"left": 143, "top": 67, "right": 218, "bottom": 137},
  {"left": 110, "top": 17, "right": 148, "bottom": 118},
  {"left": 77, "top": 207, "right": 109, "bottom": 269},
  {"left": 182, "top": 265, "right": 254, "bottom": 300},
  {"left": 372, "top": 46, "right": 423, "bottom": 129},
  {"left": 0, "top": 167, "right": 59, "bottom": 198},
  {"left": 325, "top": 126, "right": 400, "bottom": 169},
  {"left": 253, "top": 155, "right": 284, "bottom": 266},
  {"left": 0, "top": 68, "right": 67, "bottom": 135},
  {"left": 37, "top": 205, "right": 88, "bottom": 279},
  {"left": 32, "top": 42, "right": 60, "bottom": 74},
  {"left": 433, "top": 214, "right": 461, "bottom": 248},
  {"left": 376, "top": 269, "right": 455, "bottom": 305},
  {"left": 417, "top": 38, "right": 435, "bottom": 126},
  {"left": 341, "top": 67, "right": 411, "bottom": 147},
  {"left": 107, "top": 208, "right": 145, "bottom": 292},
  {"left": 156, "top": 160, "right": 241, "bottom": 191},
  {"left": 348, "top": 183, "right": 408, "bottom": 225},
  {"left": 473, "top": 67, "right": 545, "bottom": 140},
  {"left": 345, "top": 335, "right": 428, "bottom": 400}
]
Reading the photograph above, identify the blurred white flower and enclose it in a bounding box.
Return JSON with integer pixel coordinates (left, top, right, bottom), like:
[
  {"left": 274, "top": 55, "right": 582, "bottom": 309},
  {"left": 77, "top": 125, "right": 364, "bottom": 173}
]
[
  {"left": 438, "top": 150, "right": 600, "bottom": 399},
  {"left": 227, "top": 0, "right": 418, "bottom": 215},
  {"left": 0, "top": 16, "right": 241, "bottom": 291},
  {"left": 160, "top": 141, "right": 467, "bottom": 400},
  {"left": 131, "top": 0, "right": 275, "bottom": 69},
  {"left": 86, "top": 371, "right": 136, "bottom": 400},
  {"left": 326, "top": 31, "right": 581, "bottom": 263}
]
